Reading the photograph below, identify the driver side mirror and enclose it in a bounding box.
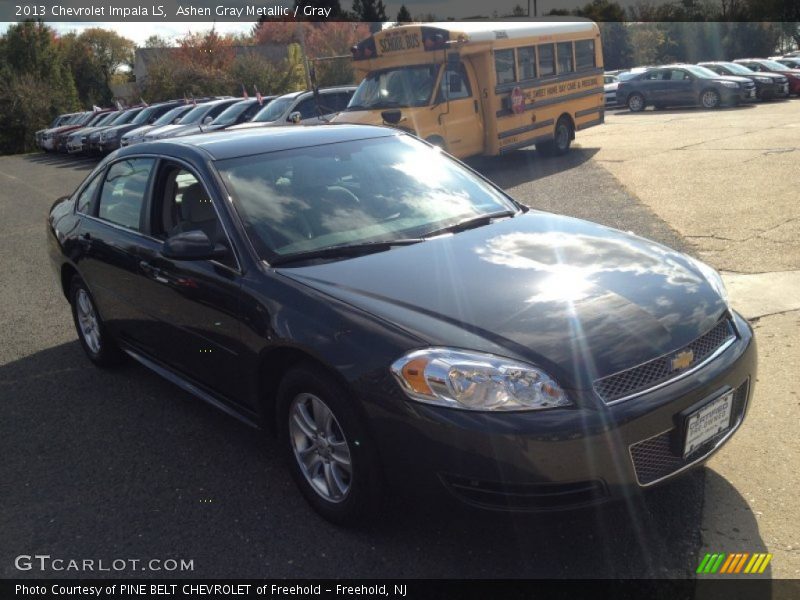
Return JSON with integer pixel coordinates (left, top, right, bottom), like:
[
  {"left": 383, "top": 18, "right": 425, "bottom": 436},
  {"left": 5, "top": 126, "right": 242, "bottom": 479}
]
[
  {"left": 162, "top": 230, "right": 227, "bottom": 261},
  {"left": 288, "top": 111, "right": 302, "bottom": 124}
]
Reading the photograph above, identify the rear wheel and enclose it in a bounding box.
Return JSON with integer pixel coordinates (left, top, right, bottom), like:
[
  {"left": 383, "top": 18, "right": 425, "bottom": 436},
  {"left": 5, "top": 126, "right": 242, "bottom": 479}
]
[
  {"left": 276, "top": 364, "right": 382, "bottom": 525},
  {"left": 536, "top": 116, "right": 573, "bottom": 157},
  {"left": 69, "top": 276, "right": 124, "bottom": 367},
  {"left": 627, "top": 93, "right": 645, "bottom": 112},
  {"left": 700, "top": 89, "right": 721, "bottom": 109}
]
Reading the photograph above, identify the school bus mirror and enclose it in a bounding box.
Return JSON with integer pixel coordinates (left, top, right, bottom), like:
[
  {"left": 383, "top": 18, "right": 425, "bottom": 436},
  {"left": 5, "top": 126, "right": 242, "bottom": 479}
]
[{"left": 381, "top": 109, "right": 403, "bottom": 125}]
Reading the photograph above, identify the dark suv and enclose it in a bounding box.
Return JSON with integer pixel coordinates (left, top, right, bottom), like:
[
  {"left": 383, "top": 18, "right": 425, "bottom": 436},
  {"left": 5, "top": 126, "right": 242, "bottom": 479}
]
[
  {"left": 617, "top": 64, "right": 756, "bottom": 111},
  {"left": 698, "top": 62, "right": 790, "bottom": 100}
]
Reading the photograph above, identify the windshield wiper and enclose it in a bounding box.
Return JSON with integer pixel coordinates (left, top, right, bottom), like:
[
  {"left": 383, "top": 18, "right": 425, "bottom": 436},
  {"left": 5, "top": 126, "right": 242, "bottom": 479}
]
[
  {"left": 422, "top": 211, "right": 517, "bottom": 239},
  {"left": 269, "top": 238, "right": 424, "bottom": 266}
]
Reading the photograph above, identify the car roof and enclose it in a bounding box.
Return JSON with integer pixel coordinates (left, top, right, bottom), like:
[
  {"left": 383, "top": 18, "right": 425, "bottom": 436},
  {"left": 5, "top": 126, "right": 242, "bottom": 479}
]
[{"left": 119, "top": 124, "right": 398, "bottom": 161}]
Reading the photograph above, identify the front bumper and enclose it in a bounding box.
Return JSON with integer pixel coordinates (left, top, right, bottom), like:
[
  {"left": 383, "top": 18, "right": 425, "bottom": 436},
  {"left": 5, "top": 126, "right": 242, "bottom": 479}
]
[{"left": 365, "top": 311, "right": 756, "bottom": 511}]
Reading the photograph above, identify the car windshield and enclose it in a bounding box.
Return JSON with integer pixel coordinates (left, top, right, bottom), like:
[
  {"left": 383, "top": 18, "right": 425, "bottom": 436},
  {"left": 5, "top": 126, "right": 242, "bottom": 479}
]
[
  {"left": 617, "top": 71, "right": 638, "bottom": 81},
  {"left": 212, "top": 100, "right": 253, "bottom": 126},
  {"left": 94, "top": 112, "right": 118, "bottom": 126},
  {"left": 215, "top": 135, "right": 517, "bottom": 261},
  {"left": 686, "top": 65, "right": 719, "bottom": 78},
  {"left": 760, "top": 59, "right": 790, "bottom": 70},
  {"left": 348, "top": 65, "right": 441, "bottom": 109},
  {"left": 130, "top": 105, "right": 159, "bottom": 125},
  {"left": 719, "top": 62, "right": 755, "bottom": 75},
  {"left": 112, "top": 109, "right": 141, "bottom": 125},
  {"left": 153, "top": 105, "right": 191, "bottom": 126},
  {"left": 252, "top": 97, "right": 294, "bottom": 122},
  {"left": 178, "top": 104, "right": 212, "bottom": 124}
]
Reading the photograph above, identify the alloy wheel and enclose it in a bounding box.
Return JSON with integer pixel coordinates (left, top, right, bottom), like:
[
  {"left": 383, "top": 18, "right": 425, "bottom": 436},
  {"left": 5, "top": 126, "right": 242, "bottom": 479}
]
[
  {"left": 76, "top": 288, "right": 101, "bottom": 354},
  {"left": 289, "top": 393, "right": 353, "bottom": 503}
]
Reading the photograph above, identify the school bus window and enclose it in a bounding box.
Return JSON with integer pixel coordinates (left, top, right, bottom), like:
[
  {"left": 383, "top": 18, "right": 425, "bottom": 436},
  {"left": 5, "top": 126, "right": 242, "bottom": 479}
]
[
  {"left": 517, "top": 46, "right": 537, "bottom": 80},
  {"left": 438, "top": 63, "right": 472, "bottom": 102},
  {"left": 575, "top": 39, "right": 596, "bottom": 70},
  {"left": 557, "top": 42, "right": 574, "bottom": 74},
  {"left": 494, "top": 49, "right": 516, "bottom": 85},
  {"left": 538, "top": 43, "right": 555, "bottom": 77}
]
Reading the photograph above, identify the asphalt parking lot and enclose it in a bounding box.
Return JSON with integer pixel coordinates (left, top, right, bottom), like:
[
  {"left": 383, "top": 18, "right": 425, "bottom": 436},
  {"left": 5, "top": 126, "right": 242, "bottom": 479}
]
[{"left": 1, "top": 99, "right": 798, "bottom": 581}]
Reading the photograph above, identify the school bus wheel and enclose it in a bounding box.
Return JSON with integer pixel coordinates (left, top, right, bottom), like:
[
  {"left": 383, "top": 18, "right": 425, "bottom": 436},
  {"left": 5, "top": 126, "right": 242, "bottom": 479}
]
[{"left": 537, "top": 116, "right": 574, "bottom": 157}]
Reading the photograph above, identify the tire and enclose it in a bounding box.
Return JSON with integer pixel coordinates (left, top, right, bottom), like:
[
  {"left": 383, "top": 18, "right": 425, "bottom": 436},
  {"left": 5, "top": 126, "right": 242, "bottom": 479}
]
[
  {"left": 700, "top": 89, "right": 721, "bottom": 109},
  {"left": 627, "top": 93, "right": 645, "bottom": 112},
  {"left": 69, "top": 276, "right": 124, "bottom": 367},
  {"left": 536, "top": 116, "right": 573, "bottom": 157},
  {"left": 276, "top": 364, "right": 382, "bottom": 525}
]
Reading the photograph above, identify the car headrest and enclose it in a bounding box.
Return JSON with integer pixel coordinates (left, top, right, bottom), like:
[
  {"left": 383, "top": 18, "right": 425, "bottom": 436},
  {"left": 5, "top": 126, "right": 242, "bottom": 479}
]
[{"left": 180, "top": 183, "right": 216, "bottom": 223}]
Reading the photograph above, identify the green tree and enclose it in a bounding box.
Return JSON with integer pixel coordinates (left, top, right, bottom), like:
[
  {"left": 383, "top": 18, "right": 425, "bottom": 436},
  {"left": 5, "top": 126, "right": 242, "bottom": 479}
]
[
  {"left": 0, "top": 21, "right": 79, "bottom": 154},
  {"left": 396, "top": 5, "right": 412, "bottom": 21},
  {"left": 77, "top": 28, "right": 135, "bottom": 92}
]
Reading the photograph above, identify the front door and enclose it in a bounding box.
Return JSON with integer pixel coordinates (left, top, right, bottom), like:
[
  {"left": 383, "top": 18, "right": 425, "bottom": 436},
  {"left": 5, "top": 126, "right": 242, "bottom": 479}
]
[
  {"left": 436, "top": 61, "right": 484, "bottom": 158},
  {"left": 132, "top": 162, "right": 249, "bottom": 405}
]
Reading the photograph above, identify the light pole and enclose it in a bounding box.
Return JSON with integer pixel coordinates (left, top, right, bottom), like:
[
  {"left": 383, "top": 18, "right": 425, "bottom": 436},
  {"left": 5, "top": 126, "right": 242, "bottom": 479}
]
[{"left": 527, "top": 0, "right": 538, "bottom": 17}]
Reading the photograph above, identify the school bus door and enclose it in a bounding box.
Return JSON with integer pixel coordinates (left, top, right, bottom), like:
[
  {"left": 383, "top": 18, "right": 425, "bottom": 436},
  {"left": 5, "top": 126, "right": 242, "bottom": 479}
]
[{"left": 434, "top": 61, "right": 484, "bottom": 158}]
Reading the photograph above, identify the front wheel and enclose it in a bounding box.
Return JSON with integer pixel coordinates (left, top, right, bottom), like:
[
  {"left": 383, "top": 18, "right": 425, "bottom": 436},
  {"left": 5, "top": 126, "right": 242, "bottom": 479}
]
[
  {"left": 277, "top": 364, "right": 382, "bottom": 525},
  {"left": 700, "top": 89, "right": 721, "bottom": 109}
]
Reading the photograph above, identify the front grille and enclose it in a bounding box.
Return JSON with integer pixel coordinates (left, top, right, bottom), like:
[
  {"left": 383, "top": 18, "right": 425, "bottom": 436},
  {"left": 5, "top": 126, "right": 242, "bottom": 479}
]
[
  {"left": 441, "top": 475, "right": 607, "bottom": 510},
  {"left": 630, "top": 380, "right": 748, "bottom": 485},
  {"left": 594, "top": 317, "right": 735, "bottom": 404}
]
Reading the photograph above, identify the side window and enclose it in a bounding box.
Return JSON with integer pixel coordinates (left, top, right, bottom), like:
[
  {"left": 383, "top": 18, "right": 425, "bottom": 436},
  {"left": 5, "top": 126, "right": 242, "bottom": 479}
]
[
  {"left": 518, "top": 46, "right": 536, "bottom": 80},
  {"left": 670, "top": 69, "right": 689, "bottom": 81},
  {"left": 557, "top": 42, "right": 574, "bottom": 74},
  {"left": 243, "top": 102, "right": 262, "bottom": 121},
  {"left": 575, "top": 39, "right": 595, "bottom": 71},
  {"left": 494, "top": 49, "right": 516, "bottom": 85},
  {"left": 76, "top": 171, "right": 103, "bottom": 214},
  {"left": 156, "top": 165, "right": 237, "bottom": 269},
  {"left": 294, "top": 98, "right": 318, "bottom": 120},
  {"left": 538, "top": 44, "right": 555, "bottom": 77},
  {"left": 207, "top": 103, "right": 230, "bottom": 119},
  {"left": 97, "top": 158, "right": 154, "bottom": 231},
  {"left": 438, "top": 63, "right": 472, "bottom": 101},
  {"left": 645, "top": 70, "right": 666, "bottom": 80},
  {"left": 334, "top": 92, "right": 354, "bottom": 111}
]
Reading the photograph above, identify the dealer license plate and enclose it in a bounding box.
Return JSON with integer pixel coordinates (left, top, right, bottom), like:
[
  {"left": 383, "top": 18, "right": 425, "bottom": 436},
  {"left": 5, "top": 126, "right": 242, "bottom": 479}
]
[{"left": 683, "top": 391, "right": 733, "bottom": 457}]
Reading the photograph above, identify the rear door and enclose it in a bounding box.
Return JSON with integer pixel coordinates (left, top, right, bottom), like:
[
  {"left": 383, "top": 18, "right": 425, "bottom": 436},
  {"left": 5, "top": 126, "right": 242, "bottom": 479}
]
[
  {"left": 667, "top": 69, "right": 695, "bottom": 104},
  {"left": 436, "top": 60, "right": 484, "bottom": 158},
  {"left": 76, "top": 157, "right": 161, "bottom": 350}
]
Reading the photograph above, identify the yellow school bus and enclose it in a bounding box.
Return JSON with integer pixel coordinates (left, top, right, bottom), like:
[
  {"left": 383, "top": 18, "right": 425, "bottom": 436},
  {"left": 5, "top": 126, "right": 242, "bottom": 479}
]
[{"left": 332, "top": 20, "right": 604, "bottom": 158}]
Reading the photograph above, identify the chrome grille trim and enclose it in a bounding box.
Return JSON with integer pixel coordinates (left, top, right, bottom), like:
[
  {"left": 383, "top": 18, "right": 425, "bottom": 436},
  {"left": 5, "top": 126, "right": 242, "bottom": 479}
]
[{"left": 594, "top": 317, "right": 736, "bottom": 405}]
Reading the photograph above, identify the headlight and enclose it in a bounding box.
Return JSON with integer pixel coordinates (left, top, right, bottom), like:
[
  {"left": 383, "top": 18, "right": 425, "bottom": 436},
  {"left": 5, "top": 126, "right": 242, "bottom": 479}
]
[
  {"left": 106, "top": 130, "right": 118, "bottom": 140},
  {"left": 391, "top": 348, "right": 571, "bottom": 411},
  {"left": 755, "top": 76, "right": 771, "bottom": 83},
  {"left": 720, "top": 81, "right": 739, "bottom": 88},
  {"left": 688, "top": 256, "right": 729, "bottom": 306}
]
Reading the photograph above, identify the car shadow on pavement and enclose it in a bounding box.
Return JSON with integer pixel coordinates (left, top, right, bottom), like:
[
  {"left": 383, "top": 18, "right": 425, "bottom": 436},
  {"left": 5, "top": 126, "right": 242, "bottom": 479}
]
[
  {"left": 613, "top": 104, "right": 758, "bottom": 117},
  {"left": 25, "top": 153, "right": 97, "bottom": 171},
  {"left": 468, "top": 147, "right": 600, "bottom": 190},
  {"left": 0, "top": 341, "right": 767, "bottom": 580}
]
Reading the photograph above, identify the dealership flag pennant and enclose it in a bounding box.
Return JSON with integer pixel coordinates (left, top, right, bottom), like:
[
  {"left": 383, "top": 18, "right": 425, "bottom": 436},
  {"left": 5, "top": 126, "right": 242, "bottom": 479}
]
[
  {"left": 255, "top": 85, "right": 263, "bottom": 105},
  {"left": 140, "top": 97, "right": 149, "bottom": 107},
  {"left": 92, "top": 105, "right": 101, "bottom": 112},
  {"left": 241, "top": 84, "right": 249, "bottom": 99}
]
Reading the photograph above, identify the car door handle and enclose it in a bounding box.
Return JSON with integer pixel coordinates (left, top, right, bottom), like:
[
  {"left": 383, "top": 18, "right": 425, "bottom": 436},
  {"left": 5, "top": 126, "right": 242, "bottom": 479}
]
[
  {"left": 139, "top": 260, "right": 169, "bottom": 284},
  {"left": 474, "top": 99, "right": 479, "bottom": 113}
]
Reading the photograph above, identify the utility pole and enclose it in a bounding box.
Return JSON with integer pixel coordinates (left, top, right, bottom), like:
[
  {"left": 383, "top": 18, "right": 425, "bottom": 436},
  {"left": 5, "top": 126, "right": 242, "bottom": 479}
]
[{"left": 527, "top": 0, "right": 538, "bottom": 17}]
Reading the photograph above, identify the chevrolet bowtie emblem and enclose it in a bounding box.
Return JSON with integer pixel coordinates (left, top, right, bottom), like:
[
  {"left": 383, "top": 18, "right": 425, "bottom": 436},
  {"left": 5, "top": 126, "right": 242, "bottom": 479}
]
[{"left": 671, "top": 349, "right": 694, "bottom": 371}]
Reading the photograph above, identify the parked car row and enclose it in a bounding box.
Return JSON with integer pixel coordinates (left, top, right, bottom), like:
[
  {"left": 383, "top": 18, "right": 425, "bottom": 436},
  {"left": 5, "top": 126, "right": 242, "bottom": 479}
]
[
  {"left": 36, "top": 86, "right": 357, "bottom": 157},
  {"left": 603, "top": 54, "right": 800, "bottom": 111}
]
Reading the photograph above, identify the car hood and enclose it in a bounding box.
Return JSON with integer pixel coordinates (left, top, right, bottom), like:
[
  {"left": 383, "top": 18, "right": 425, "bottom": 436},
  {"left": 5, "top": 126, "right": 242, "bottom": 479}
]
[
  {"left": 714, "top": 75, "right": 752, "bottom": 84},
  {"left": 147, "top": 123, "right": 198, "bottom": 138},
  {"left": 123, "top": 125, "right": 156, "bottom": 139},
  {"left": 278, "top": 213, "right": 727, "bottom": 389}
]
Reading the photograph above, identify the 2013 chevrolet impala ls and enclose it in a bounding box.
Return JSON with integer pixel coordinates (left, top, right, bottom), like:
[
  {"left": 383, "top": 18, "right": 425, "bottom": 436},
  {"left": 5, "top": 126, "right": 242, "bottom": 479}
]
[{"left": 47, "top": 125, "right": 756, "bottom": 524}]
